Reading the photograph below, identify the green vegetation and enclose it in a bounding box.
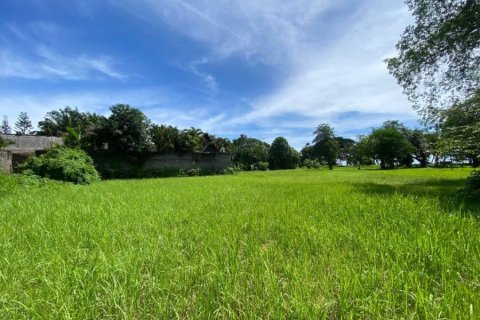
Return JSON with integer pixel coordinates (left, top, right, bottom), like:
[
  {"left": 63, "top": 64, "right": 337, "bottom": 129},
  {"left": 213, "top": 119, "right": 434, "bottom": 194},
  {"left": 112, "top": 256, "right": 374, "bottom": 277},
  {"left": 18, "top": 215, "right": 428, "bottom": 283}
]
[
  {"left": 386, "top": 0, "right": 480, "bottom": 116},
  {"left": 20, "top": 146, "right": 100, "bottom": 184},
  {"left": 312, "top": 123, "right": 339, "bottom": 170},
  {"left": 1, "top": 168, "right": 479, "bottom": 318},
  {"left": 14, "top": 112, "right": 33, "bottom": 135},
  {"left": 268, "top": 137, "right": 299, "bottom": 170}
]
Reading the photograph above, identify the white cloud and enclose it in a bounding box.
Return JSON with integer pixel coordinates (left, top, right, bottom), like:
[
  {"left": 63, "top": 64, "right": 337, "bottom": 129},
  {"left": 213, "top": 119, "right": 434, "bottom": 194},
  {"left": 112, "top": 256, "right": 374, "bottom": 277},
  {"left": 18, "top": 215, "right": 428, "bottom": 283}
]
[
  {"left": 0, "top": 20, "right": 127, "bottom": 81},
  {"left": 109, "top": 0, "right": 416, "bottom": 140},
  {"left": 0, "top": 46, "right": 127, "bottom": 80},
  {"left": 0, "top": 89, "right": 227, "bottom": 134},
  {"left": 0, "top": 0, "right": 419, "bottom": 149}
]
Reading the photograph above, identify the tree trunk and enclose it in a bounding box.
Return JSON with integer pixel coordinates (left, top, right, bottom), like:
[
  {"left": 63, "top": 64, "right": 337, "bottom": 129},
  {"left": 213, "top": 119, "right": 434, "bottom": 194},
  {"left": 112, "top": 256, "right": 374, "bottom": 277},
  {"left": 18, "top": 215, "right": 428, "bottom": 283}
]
[{"left": 472, "top": 157, "right": 480, "bottom": 168}]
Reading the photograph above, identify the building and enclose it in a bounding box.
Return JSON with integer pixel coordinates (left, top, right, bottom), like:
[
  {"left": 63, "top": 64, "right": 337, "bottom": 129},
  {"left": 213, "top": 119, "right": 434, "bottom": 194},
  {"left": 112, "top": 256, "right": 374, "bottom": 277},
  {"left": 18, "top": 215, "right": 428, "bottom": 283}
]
[{"left": 0, "top": 134, "right": 63, "bottom": 174}]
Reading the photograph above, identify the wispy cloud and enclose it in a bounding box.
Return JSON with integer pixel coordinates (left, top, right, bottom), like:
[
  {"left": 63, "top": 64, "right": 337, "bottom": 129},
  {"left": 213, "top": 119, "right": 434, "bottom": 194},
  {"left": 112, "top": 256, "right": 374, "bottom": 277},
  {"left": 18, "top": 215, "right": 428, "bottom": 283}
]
[
  {"left": 0, "top": 0, "right": 418, "bottom": 149},
  {"left": 0, "top": 47, "right": 126, "bottom": 80},
  {"left": 0, "top": 21, "right": 127, "bottom": 81},
  {"left": 109, "top": 0, "right": 414, "bottom": 123}
]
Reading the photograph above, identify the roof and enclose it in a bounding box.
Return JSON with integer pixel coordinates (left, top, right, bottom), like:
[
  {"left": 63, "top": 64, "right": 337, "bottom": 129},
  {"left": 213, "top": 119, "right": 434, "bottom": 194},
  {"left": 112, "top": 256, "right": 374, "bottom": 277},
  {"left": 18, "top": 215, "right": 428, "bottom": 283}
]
[{"left": 0, "top": 134, "right": 63, "bottom": 152}]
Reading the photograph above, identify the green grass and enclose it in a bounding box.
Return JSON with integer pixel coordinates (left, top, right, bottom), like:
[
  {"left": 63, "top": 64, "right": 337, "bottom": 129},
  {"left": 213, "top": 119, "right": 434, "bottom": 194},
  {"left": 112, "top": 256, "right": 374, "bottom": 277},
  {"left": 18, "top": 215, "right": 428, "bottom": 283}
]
[{"left": 1, "top": 167, "right": 479, "bottom": 319}]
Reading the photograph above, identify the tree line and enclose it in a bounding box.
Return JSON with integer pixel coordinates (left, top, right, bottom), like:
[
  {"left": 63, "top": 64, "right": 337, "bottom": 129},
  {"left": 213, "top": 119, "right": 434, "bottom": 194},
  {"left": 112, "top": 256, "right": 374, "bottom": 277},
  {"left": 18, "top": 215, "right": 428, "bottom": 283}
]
[{"left": 2, "top": 98, "right": 478, "bottom": 171}]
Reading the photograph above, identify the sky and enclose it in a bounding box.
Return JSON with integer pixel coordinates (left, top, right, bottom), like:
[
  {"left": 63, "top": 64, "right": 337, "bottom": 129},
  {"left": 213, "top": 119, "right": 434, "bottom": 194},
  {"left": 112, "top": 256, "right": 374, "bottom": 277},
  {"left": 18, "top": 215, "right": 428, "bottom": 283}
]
[{"left": 0, "top": 0, "right": 418, "bottom": 149}]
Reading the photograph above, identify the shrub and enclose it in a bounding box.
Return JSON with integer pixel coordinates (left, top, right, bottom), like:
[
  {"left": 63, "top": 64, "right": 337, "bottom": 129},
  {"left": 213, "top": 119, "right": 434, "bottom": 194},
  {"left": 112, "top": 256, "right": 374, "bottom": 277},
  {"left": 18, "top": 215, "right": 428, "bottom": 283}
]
[
  {"left": 302, "top": 159, "right": 321, "bottom": 169},
  {"left": 0, "top": 136, "right": 13, "bottom": 149},
  {"left": 20, "top": 147, "right": 100, "bottom": 184},
  {"left": 257, "top": 161, "right": 269, "bottom": 171},
  {"left": 462, "top": 170, "right": 480, "bottom": 200}
]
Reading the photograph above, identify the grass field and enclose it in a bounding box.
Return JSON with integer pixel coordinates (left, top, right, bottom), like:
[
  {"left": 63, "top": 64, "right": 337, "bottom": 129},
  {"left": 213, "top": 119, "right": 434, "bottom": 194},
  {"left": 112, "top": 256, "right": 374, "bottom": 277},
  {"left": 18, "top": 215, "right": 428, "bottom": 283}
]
[{"left": 1, "top": 168, "right": 479, "bottom": 319}]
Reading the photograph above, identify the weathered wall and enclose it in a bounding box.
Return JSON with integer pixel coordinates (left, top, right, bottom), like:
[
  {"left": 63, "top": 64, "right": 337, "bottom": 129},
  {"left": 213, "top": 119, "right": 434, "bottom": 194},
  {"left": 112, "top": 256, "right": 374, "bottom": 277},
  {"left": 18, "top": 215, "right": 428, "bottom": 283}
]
[
  {"left": 0, "top": 134, "right": 63, "bottom": 152},
  {"left": 92, "top": 151, "right": 232, "bottom": 178},
  {"left": 0, "top": 135, "right": 63, "bottom": 174},
  {"left": 143, "top": 153, "right": 231, "bottom": 170},
  {"left": 0, "top": 151, "right": 12, "bottom": 174}
]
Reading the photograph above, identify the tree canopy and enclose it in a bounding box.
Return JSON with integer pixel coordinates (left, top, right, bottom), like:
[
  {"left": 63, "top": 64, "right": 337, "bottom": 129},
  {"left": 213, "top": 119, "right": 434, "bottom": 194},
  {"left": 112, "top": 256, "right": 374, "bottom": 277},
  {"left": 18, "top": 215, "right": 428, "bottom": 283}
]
[
  {"left": 370, "top": 126, "right": 415, "bottom": 169},
  {"left": 232, "top": 135, "right": 270, "bottom": 170},
  {"left": 106, "top": 104, "right": 151, "bottom": 154},
  {"left": 438, "top": 91, "right": 480, "bottom": 166},
  {"left": 387, "top": 0, "right": 480, "bottom": 118},
  {"left": 269, "top": 137, "right": 299, "bottom": 170},
  {"left": 312, "top": 124, "right": 339, "bottom": 170},
  {"left": 1, "top": 116, "right": 11, "bottom": 134},
  {"left": 14, "top": 112, "right": 33, "bottom": 135}
]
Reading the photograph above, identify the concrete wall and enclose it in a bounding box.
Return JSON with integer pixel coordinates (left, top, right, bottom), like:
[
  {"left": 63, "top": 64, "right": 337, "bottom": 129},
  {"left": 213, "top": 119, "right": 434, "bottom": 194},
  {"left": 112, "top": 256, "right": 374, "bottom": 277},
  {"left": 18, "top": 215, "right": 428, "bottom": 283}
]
[
  {"left": 143, "top": 152, "right": 231, "bottom": 171},
  {"left": 93, "top": 151, "right": 232, "bottom": 178},
  {"left": 0, "top": 135, "right": 63, "bottom": 174},
  {"left": 0, "top": 151, "right": 12, "bottom": 174},
  {"left": 0, "top": 134, "right": 63, "bottom": 152}
]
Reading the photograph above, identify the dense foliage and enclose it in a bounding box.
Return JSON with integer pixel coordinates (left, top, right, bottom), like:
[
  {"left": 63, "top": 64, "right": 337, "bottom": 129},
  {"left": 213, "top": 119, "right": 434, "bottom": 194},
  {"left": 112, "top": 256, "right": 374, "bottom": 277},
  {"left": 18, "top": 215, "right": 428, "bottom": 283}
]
[
  {"left": 268, "top": 137, "right": 299, "bottom": 170},
  {"left": 387, "top": 0, "right": 480, "bottom": 117},
  {"left": 312, "top": 124, "right": 339, "bottom": 170},
  {"left": 369, "top": 127, "right": 414, "bottom": 169},
  {"left": 438, "top": 92, "right": 480, "bottom": 166},
  {"left": 232, "top": 135, "right": 270, "bottom": 170},
  {"left": 27, "top": 102, "right": 480, "bottom": 173},
  {"left": 20, "top": 146, "right": 100, "bottom": 184}
]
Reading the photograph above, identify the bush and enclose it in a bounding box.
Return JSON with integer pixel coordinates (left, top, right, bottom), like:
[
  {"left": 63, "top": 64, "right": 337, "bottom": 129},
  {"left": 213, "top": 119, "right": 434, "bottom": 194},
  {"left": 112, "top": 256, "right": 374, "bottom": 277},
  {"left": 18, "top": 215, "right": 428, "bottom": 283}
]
[
  {"left": 462, "top": 170, "right": 480, "bottom": 200},
  {"left": 302, "top": 159, "right": 321, "bottom": 169},
  {"left": 257, "top": 161, "right": 269, "bottom": 171},
  {"left": 20, "top": 147, "right": 100, "bottom": 184}
]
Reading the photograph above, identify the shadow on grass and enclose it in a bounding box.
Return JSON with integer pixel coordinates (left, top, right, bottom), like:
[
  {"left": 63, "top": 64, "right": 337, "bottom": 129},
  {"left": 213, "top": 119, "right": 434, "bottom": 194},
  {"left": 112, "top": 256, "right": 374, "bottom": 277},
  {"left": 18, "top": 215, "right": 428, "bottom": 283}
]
[{"left": 353, "top": 178, "right": 479, "bottom": 217}]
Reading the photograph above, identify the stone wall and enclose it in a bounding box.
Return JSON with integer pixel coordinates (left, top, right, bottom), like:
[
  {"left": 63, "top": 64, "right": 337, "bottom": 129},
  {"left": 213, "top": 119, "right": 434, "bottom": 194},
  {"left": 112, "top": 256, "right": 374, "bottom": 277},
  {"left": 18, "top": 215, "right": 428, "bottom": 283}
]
[{"left": 0, "top": 151, "right": 12, "bottom": 174}]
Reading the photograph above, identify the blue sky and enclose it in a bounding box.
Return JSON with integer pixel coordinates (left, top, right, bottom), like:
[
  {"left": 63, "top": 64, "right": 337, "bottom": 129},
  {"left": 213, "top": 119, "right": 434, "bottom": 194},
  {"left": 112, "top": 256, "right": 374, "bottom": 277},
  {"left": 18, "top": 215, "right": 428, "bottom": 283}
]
[{"left": 0, "top": 0, "right": 418, "bottom": 149}]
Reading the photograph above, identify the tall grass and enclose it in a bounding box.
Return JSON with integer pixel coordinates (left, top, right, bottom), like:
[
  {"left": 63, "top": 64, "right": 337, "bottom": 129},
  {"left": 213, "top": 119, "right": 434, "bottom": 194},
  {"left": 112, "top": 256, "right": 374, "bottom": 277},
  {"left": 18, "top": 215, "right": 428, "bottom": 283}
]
[{"left": 0, "top": 168, "right": 479, "bottom": 318}]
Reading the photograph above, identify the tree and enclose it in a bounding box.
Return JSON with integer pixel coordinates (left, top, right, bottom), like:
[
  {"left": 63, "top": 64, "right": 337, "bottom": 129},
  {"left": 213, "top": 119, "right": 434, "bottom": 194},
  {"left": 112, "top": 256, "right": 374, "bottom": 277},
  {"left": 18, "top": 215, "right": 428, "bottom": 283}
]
[
  {"left": 81, "top": 113, "right": 109, "bottom": 150},
  {"left": 351, "top": 135, "right": 373, "bottom": 169},
  {"left": 408, "top": 129, "right": 430, "bottom": 167},
  {"left": 300, "top": 143, "right": 314, "bottom": 162},
  {"left": 14, "top": 112, "right": 33, "bottom": 135},
  {"left": 150, "top": 124, "right": 181, "bottom": 154},
  {"left": 424, "top": 131, "right": 441, "bottom": 166},
  {"left": 37, "top": 107, "right": 109, "bottom": 150},
  {"left": 232, "top": 134, "right": 270, "bottom": 170},
  {"left": 335, "top": 137, "right": 355, "bottom": 165},
  {"left": 268, "top": 137, "right": 299, "bottom": 170},
  {"left": 106, "top": 104, "right": 151, "bottom": 154},
  {"left": 1, "top": 116, "right": 11, "bottom": 134},
  {"left": 369, "top": 127, "right": 415, "bottom": 169},
  {"left": 312, "top": 124, "right": 339, "bottom": 170},
  {"left": 179, "top": 127, "right": 203, "bottom": 152},
  {"left": 38, "top": 107, "right": 87, "bottom": 136},
  {"left": 387, "top": 0, "right": 480, "bottom": 119},
  {"left": 212, "top": 137, "right": 233, "bottom": 153},
  {"left": 437, "top": 92, "right": 480, "bottom": 166}
]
